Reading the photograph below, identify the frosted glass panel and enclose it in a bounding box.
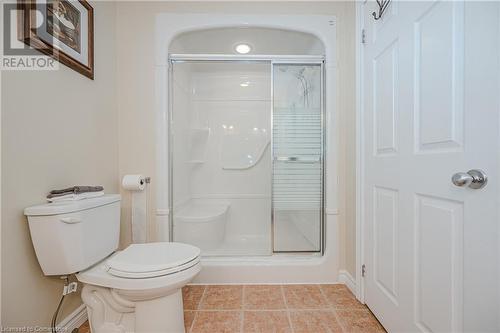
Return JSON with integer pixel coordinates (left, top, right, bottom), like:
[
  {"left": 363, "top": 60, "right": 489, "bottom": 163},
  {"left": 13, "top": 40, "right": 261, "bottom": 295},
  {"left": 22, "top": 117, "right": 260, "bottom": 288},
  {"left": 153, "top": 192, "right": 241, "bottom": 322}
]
[{"left": 273, "top": 64, "right": 323, "bottom": 252}]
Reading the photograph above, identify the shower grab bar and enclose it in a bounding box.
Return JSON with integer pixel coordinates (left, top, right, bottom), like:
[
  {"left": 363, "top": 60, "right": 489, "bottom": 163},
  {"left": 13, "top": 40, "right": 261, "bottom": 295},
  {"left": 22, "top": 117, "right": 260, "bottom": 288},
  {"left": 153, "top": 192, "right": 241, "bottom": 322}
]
[{"left": 274, "top": 156, "right": 321, "bottom": 163}]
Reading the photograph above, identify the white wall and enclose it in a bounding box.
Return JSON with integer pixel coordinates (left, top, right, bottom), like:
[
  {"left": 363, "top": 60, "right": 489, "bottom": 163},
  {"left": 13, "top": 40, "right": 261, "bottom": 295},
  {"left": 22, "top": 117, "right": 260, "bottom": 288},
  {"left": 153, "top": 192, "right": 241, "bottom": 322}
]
[
  {"left": 116, "top": 1, "right": 357, "bottom": 276},
  {"left": 1, "top": 1, "right": 118, "bottom": 326},
  {"left": 338, "top": 2, "right": 357, "bottom": 277}
]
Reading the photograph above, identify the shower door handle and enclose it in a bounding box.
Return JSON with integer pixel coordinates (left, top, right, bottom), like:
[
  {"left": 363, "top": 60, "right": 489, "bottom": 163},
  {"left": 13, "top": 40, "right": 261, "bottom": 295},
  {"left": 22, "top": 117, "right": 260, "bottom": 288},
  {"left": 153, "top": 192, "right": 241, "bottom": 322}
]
[{"left": 274, "top": 156, "right": 321, "bottom": 163}]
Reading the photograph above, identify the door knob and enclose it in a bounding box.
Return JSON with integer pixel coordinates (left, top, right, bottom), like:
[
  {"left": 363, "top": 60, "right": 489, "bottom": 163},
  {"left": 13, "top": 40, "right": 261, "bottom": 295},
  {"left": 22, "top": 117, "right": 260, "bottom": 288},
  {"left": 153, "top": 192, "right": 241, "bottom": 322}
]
[{"left": 451, "top": 169, "right": 487, "bottom": 189}]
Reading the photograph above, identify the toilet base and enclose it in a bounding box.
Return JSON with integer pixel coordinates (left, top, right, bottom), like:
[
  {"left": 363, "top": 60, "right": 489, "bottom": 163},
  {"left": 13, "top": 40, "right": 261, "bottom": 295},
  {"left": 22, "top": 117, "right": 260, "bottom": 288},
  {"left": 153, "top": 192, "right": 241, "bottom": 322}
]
[{"left": 81, "top": 284, "right": 185, "bottom": 333}]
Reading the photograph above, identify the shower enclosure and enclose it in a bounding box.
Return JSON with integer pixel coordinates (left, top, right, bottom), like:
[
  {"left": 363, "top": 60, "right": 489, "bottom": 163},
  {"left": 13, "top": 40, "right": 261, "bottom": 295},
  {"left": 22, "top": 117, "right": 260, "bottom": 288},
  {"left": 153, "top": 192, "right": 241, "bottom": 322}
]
[
  {"left": 155, "top": 16, "right": 338, "bottom": 283},
  {"left": 169, "top": 57, "right": 324, "bottom": 256}
]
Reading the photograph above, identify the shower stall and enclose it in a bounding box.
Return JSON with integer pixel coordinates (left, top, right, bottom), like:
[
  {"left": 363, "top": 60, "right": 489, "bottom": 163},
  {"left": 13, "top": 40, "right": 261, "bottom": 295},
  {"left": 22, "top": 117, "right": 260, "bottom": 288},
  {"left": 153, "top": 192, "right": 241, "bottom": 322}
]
[
  {"left": 156, "top": 17, "right": 338, "bottom": 283},
  {"left": 169, "top": 29, "right": 325, "bottom": 257}
]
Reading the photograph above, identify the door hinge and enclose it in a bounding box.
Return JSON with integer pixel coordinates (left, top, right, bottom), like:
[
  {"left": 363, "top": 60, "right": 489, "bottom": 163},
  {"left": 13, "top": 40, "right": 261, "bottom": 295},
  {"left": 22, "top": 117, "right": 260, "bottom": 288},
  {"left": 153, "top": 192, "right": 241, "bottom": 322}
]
[
  {"left": 362, "top": 264, "right": 366, "bottom": 277},
  {"left": 361, "top": 29, "right": 366, "bottom": 44}
]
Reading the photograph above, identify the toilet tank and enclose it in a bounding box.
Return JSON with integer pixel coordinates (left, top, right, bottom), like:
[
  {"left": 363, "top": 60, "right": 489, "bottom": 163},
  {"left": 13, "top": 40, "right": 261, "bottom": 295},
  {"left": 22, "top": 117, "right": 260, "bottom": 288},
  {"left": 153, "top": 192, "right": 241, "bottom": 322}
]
[{"left": 24, "top": 194, "right": 121, "bottom": 276}]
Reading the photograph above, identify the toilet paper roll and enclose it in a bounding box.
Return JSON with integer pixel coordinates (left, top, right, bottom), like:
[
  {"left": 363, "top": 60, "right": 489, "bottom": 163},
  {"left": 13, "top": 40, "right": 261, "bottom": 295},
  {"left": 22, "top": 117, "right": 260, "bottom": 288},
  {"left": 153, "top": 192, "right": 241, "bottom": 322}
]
[
  {"left": 122, "top": 174, "right": 146, "bottom": 191},
  {"left": 122, "top": 174, "right": 148, "bottom": 243},
  {"left": 131, "top": 190, "right": 147, "bottom": 243}
]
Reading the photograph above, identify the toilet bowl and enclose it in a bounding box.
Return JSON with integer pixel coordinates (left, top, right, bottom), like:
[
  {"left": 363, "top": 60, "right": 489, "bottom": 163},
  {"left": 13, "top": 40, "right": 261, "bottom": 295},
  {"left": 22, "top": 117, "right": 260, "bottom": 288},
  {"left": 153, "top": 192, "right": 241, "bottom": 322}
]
[
  {"left": 77, "top": 242, "right": 201, "bottom": 333},
  {"left": 24, "top": 195, "right": 201, "bottom": 333}
]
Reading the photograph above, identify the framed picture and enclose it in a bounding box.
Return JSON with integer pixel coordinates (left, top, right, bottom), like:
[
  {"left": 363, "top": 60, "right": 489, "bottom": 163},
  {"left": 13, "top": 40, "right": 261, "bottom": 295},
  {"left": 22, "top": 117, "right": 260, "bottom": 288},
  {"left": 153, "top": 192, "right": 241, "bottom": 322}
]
[{"left": 18, "top": 0, "right": 94, "bottom": 79}]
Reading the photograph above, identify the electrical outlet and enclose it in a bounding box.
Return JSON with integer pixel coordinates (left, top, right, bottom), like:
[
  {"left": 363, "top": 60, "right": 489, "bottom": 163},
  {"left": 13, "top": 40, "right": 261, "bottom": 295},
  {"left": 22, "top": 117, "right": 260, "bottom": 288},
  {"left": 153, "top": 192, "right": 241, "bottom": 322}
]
[{"left": 63, "top": 282, "right": 78, "bottom": 295}]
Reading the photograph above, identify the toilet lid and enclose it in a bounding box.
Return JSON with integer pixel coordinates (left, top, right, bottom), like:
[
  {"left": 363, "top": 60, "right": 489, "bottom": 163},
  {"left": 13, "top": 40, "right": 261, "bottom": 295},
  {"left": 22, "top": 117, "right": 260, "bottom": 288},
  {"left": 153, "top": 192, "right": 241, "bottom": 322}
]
[{"left": 105, "top": 242, "right": 201, "bottom": 279}]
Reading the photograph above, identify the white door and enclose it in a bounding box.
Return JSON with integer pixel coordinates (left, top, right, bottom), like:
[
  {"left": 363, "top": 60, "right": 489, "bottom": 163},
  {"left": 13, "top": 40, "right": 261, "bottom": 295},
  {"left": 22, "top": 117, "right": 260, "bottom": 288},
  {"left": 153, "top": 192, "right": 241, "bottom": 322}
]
[{"left": 362, "top": 1, "right": 499, "bottom": 332}]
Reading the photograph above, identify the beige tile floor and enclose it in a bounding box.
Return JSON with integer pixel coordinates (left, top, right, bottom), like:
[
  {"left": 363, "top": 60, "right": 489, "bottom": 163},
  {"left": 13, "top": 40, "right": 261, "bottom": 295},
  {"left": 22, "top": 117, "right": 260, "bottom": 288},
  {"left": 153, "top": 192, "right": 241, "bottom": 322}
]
[{"left": 79, "top": 284, "right": 386, "bottom": 333}]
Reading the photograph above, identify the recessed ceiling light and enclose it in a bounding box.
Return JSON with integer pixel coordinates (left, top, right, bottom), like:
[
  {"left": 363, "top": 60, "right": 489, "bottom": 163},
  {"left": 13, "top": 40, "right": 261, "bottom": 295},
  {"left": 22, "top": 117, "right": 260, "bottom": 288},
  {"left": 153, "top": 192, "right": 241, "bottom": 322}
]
[{"left": 235, "top": 43, "right": 251, "bottom": 54}]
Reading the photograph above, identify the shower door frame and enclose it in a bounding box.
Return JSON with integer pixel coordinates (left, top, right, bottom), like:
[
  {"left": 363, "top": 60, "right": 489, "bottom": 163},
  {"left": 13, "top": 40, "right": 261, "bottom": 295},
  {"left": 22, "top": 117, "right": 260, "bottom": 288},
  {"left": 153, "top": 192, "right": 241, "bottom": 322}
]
[
  {"left": 168, "top": 54, "right": 326, "bottom": 255},
  {"left": 270, "top": 60, "right": 326, "bottom": 254}
]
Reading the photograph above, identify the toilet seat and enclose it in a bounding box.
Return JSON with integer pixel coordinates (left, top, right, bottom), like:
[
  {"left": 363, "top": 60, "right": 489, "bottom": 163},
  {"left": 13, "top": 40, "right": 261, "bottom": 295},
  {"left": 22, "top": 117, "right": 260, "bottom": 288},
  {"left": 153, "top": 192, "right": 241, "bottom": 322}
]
[
  {"left": 104, "top": 242, "right": 201, "bottom": 279},
  {"left": 76, "top": 242, "right": 202, "bottom": 291}
]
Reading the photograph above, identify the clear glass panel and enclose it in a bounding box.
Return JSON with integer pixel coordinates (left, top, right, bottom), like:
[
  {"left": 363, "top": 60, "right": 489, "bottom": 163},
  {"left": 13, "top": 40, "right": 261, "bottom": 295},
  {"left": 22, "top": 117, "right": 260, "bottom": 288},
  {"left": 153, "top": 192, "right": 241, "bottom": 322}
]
[
  {"left": 272, "top": 64, "right": 323, "bottom": 252},
  {"left": 171, "top": 61, "right": 272, "bottom": 256}
]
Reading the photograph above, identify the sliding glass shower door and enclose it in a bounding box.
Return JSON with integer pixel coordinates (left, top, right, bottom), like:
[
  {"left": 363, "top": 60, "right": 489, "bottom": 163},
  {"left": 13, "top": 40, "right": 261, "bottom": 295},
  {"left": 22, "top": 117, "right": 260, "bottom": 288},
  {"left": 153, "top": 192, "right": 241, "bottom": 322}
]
[
  {"left": 272, "top": 63, "right": 324, "bottom": 252},
  {"left": 170, "top": 61, "right": 272, "bottom": 256}
]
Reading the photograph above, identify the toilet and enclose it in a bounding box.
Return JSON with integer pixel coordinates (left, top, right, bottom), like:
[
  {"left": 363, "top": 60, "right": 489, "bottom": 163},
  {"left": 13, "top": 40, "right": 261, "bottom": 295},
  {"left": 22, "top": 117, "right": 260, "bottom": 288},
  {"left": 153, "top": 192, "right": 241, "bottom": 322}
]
[{"left": 24, "top": 194, "right": 200, "bottom": 333}]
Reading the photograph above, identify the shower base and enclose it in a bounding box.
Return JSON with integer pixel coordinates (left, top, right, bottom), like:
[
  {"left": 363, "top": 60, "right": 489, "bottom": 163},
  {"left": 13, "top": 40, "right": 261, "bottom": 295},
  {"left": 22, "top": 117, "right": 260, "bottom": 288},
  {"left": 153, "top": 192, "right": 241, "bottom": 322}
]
[
  {"left": 202, "top": 234, "right": 270, "bottom": 257},
  {"left": 201, "top": 218, "right": 318, "bottom": 257}
]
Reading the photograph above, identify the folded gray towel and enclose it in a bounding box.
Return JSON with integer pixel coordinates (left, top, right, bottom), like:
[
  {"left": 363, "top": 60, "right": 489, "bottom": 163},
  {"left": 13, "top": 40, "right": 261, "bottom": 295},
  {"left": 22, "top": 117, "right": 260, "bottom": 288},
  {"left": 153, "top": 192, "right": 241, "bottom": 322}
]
[{"left": 48, "top": 185, "right": 104, "bottom": 198}]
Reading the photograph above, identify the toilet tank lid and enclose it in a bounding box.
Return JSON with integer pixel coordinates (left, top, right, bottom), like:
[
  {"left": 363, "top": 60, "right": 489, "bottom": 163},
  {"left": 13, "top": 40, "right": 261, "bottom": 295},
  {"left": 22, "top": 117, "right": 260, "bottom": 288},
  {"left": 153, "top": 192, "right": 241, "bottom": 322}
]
[{"left": 24, "top": 194, "right": 121, "bottom": 216}]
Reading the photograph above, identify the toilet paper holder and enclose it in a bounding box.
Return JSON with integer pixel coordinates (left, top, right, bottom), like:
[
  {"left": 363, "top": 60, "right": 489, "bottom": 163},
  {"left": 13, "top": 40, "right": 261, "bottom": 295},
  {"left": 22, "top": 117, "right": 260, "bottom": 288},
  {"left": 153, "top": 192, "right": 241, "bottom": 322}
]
[{"left": 141, "top": 177, "right": 151, "bottom": 185}]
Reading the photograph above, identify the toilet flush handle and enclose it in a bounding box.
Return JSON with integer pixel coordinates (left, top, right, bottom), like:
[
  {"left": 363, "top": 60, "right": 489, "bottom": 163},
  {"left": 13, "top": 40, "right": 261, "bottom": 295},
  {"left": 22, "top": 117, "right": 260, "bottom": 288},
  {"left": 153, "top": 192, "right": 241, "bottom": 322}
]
[{"left": 60, "top": 217, "right": 82, "bottom": 224}]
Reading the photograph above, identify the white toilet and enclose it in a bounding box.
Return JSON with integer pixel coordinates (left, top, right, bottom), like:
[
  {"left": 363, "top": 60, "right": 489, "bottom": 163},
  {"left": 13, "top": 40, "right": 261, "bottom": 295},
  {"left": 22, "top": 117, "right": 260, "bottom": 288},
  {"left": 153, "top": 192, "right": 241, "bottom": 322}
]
[{"left": 24, "top": 194, "right": 201, "bottom": 333}]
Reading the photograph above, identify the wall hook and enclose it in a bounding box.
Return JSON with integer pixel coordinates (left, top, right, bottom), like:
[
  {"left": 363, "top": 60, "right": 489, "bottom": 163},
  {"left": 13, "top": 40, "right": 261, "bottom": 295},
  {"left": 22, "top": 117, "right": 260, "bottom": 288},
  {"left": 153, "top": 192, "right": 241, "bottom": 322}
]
[{"left": 372, "top": 0, "right": 392, "bottom": 20}]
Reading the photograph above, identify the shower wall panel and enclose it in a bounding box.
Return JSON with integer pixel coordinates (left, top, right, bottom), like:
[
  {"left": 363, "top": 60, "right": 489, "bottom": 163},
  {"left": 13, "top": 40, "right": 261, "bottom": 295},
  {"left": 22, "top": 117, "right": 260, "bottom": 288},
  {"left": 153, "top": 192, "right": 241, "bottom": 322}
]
[
  {"left": 172, "top": 62, "right": 272, "bottom": 256},
  {"left": 171, "top": 64, "right": 193, "bottom": 208}
]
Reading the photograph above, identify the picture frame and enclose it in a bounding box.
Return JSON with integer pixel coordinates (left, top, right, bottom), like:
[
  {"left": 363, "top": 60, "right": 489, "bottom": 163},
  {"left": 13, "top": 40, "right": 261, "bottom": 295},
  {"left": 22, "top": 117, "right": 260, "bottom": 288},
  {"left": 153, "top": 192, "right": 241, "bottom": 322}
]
[{"left": 18, "top": 0, "right": 94, "bottom": 79}]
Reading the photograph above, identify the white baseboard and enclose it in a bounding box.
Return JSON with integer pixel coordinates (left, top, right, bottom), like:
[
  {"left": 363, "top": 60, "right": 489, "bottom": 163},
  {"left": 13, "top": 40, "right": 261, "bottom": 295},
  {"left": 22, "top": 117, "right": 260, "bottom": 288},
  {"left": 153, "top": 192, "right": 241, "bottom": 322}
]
[
  {"left": 338, "top": 269, "right": 357, "bottom": 296},
  {"left": 58, "top": 304, "right": 87, "bottom": 332}
]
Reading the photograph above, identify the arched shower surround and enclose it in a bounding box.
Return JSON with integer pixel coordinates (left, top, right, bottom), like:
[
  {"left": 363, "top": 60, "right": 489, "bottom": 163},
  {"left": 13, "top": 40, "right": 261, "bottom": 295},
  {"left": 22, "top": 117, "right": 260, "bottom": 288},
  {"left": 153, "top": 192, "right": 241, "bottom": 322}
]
[{"left": 155, "top": 14, "right": 339, "bottom": 283}]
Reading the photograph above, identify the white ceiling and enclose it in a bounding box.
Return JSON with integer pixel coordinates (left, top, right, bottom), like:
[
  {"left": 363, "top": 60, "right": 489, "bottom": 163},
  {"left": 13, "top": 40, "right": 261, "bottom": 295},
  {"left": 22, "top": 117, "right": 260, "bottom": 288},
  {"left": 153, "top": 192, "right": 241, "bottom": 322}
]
[{"left": 169, "top": 27, "right": 325, "bottom": 55}]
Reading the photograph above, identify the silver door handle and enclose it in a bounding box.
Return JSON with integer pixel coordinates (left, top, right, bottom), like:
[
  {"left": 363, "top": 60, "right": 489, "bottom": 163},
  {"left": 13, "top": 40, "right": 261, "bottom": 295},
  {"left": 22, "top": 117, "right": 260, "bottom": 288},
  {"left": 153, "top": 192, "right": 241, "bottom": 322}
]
[{"left": 451, "top": 169, "right": 487, "bottom": 189}]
